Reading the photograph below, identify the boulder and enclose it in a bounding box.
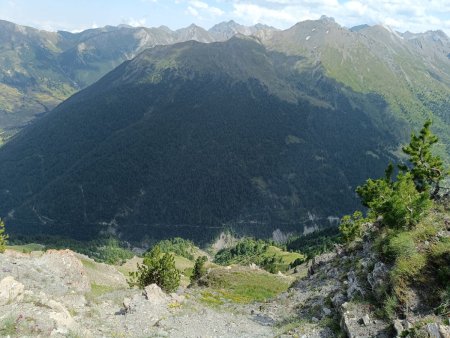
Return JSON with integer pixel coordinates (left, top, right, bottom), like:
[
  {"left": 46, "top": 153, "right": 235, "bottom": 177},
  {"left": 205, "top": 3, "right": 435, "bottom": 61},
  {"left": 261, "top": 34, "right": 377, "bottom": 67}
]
[
  {"left": 144, "top": 284, "right": 168, "bottom": 304},
  {"left": 0, "top": 276, "right": 24, "bottom": 305}
]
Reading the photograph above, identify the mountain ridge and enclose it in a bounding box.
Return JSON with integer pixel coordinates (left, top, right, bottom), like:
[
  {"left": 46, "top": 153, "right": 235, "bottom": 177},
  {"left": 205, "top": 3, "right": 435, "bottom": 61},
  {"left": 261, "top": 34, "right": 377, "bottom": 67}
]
[
  {"left": 1, "top": 17, "right": 449, "bottom": 141},
  {"left": 0, "top": 19, "right": 276, "bottom": 139}
]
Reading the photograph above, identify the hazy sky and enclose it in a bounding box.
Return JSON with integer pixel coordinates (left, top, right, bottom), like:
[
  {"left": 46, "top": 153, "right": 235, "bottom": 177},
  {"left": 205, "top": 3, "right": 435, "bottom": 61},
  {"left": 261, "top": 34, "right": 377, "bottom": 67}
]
[{"left": 0, "top": 0, "right": 449, "bottom": 35}]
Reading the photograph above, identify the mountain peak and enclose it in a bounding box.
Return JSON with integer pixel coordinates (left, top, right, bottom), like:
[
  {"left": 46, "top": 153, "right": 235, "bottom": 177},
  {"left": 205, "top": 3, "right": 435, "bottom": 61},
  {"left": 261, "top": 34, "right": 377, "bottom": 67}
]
[
  {"left": 319, "top": 15, "right": 335, "bottom": 23},
  {"left": 209, "top": 20, "right": 277, "bottom": 41},
  {"left": 187, "top": 23, "right": 201, "bottom": 29}
]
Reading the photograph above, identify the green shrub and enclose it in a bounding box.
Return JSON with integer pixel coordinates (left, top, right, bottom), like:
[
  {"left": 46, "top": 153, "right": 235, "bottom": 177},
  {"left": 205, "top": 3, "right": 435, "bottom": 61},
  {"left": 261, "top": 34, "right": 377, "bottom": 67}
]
[
  {"left": 410, "top": 222, "right": 438, "bottom": 241},
  {"left": 0, "top": 218, "right": 8, "bottom": 253},
  {"left": 383, "top": 294, "right": 398, "bottom": 320},
  {"left": 128, "top": 246, "right": 180, "bottom": 292},
  {"left": 339, "top": 211, "right": 367, "bottom": 243},
  {"left": 260, "top": 255, "right": 282, "bottom": 274},
  {"left": 356, "top": 177, "right": 393, "bottom": 213},
  {"left": 191, "top": 256, "right": 208, "bottom": 284}
]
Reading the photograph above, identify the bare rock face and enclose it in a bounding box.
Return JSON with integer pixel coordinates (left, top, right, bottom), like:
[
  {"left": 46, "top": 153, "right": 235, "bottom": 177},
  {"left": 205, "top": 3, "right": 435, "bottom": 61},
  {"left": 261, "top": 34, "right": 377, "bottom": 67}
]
[{"left": 0, "top": 276, "right": 24, "bottom": 305}]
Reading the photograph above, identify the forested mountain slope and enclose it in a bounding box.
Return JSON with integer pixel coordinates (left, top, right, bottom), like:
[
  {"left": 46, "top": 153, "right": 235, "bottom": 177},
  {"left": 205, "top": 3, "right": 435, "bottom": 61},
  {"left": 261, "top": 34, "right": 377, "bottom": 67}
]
[{"left": 0, "top": 37, "right": 399, "bottom": 242}]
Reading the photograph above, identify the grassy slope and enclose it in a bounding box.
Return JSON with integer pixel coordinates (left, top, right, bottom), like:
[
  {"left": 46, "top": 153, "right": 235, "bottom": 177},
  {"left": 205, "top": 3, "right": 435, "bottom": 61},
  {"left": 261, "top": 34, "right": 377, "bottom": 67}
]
[{"left": 200, "top": 266, "right": 293, "bottom": 304}]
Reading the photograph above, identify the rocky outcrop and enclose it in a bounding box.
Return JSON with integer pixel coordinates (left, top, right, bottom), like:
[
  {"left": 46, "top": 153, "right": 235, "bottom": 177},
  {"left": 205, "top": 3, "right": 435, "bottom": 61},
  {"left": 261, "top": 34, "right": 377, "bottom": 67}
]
[{"left": 0, "top": 247, "right": 275, "bottom": 337}]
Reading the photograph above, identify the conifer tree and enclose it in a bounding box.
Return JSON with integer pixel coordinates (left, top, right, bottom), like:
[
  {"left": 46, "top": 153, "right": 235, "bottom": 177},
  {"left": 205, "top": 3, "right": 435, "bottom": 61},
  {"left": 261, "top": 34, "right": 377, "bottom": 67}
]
[
  {"left": 0, "top": 218, "right": 8, "bottom": 253},
  {"left": 128, "top": 245, "right": 180, "bottom": 292},
  {"left": 190, "top": 256, "right": 207, "bottom": 284},
  {"left": 400, "top": 119, "right": 446, "bottom": 198}
]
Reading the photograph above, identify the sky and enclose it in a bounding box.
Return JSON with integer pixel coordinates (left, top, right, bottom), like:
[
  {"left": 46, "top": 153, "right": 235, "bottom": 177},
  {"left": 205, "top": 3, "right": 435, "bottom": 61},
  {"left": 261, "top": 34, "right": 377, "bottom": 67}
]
[{"left": 0, "top": 0, "right": 449, "bottom": 35}]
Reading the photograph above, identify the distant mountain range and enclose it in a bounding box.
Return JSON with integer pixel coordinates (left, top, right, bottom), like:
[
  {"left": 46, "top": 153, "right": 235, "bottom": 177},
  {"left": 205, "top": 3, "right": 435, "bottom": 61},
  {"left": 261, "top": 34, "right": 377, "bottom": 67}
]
[
  {"left": 0, "top": 17, "right": 449, "bottom": 243},
  {"left": 0, "top": 19, "right": 276, "bottom": 140}
]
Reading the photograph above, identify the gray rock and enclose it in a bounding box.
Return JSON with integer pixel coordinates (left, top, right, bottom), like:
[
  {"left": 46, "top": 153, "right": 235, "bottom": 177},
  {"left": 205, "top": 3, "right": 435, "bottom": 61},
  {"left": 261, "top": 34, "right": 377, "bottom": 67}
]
[
  {"left": 47, "top": 299, "right": 76, "bottom": 335},
  {"left": 347, "top": 270, "right": 365, "bottom": 299},
  {"left": 323, "top": 307, "right": 332, "bottom": 316},
  {"left": 340, "top": 311, "right": 355, "bottom": 338},
  {"left": 367, "top": 262, "right": 388, "bottom": 299},
  {"left": 123, "top": 297, "right": 133, "bottom": 313},
  {"left": 426, "top": 323, "right": 441, "bottom": 338},
  {"left": 326, "top": 267, "right": 338, "bottom": 278},
  {"left": 331, "top": 292, "right": 346, "bottom": 308},
  {"left": 0, "top": 276, "right": 24, "bottom": 305},
  {"left": 361, "top": 314, "right": 370, "bottom": 326},
  {"left": 144, "top": 284, "right": 168, "bottom": 304},
  {"left": 393, "top": 319, "right": 404, "bottom": 337}
]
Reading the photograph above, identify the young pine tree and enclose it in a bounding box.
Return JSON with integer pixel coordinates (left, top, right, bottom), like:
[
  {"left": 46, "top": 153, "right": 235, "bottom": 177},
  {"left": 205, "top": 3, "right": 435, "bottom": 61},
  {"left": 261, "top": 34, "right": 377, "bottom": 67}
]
[
  {"left": 400, "top": 119, "right": 446, "bottom": 198},
  {"left": 0, "top": 218, "right": 8, "bottom": 253},
  {"left": 190, "top": 256, "right": 208, "bottom": 284},
  {"left": 128, "top": 245, "right": 180, "bottom": 292}
]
